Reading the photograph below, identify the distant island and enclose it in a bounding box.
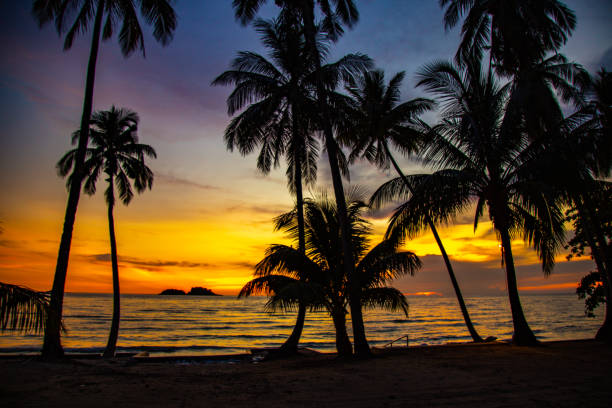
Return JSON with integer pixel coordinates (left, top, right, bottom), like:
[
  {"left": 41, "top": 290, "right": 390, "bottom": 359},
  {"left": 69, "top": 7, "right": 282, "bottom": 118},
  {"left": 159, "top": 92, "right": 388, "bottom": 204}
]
[{"left": 159, "top": 287, "right": 221, "bottom": 296}]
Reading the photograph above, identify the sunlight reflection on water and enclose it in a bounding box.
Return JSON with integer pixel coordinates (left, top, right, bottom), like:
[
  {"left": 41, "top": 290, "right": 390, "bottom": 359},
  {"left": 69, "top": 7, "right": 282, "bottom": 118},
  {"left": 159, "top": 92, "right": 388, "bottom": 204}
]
[{"left": 0, "top": 293, "right": 603, "bottom": 355}]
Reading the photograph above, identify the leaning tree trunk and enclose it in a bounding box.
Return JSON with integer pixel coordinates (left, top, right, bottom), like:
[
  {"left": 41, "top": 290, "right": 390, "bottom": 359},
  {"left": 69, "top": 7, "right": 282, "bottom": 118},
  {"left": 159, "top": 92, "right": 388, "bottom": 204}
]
[
  {"left": 103, "top": 181, "right": 121, "bottom": 358},
  {"left": 279, "top": 114, "right": 307, "bottom": 354},
  {"left": 42, "top": 0, "right": 105, "bottom": 359},
  {"left": 301, "top": 7, "right": 370, "bottom": 357},
  {"left": 499, "top": 227, "right": 538, "bottom": 346},
  {"left": 386, "top": 147, "right": 483, "bottom": 342},
  {"left": 331, "top": 307, "right": 353, "bottom": 357}
]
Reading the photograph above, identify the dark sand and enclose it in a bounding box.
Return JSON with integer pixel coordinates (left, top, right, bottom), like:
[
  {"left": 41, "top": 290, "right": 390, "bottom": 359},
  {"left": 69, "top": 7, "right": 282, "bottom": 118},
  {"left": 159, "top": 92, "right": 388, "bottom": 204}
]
[{"left": 1, "top": 340, "right": 610, "bottom": 407}]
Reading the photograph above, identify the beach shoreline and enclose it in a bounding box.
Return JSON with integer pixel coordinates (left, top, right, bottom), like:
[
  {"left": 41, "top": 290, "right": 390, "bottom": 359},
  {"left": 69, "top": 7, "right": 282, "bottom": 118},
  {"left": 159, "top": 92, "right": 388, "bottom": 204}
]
[{"left": 1, "top": 339, "right": 610, "bottom": 407}]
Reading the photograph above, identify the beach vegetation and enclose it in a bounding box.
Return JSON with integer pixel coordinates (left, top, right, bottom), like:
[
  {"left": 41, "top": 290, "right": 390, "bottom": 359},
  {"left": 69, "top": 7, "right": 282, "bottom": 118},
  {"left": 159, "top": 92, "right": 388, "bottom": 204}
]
[
  {"left": 0, "top": 282, "right": 62, "bottom": 335},
  {"left": 341, "top": 69, "right": 484, "bottom": 342},
  {"left": 213, "top": 14, "right": 370, "bottom": 354},
  {"left": 373, "top": 53, "right": 569, "bottom": 345},
  {"left": 57, "top": 106, "right": 156, "bottom": 358},
  {"left": 232, "top": 0, "right": 375, "bottom": 357},
  {"left": 32, "top": 0, "right": 176, "bottom": 359},
  {"left": 239, "top": 193, "right": 419, "bottom": 356}
]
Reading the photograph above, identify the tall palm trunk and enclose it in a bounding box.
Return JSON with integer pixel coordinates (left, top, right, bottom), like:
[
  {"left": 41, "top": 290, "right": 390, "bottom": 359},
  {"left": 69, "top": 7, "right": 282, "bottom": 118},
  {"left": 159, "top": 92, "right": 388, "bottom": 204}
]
[
  {"left": 301, "top": 7, "right": 369, "bottom": 357},
  {"left": 385, "top": 145, "right": 483, "bottom": 342},
  {"left": 42, "top": 0, "right": 105, "bottom": 359},
  {"left": 103, "top": 180, "right": 121, "bottom": 358},
  {"left": 279, "top": 114, "right": 307, "bottom": 353},
  {"left": 499, "top": 226, "right": 538, "bottom": 346},
  {"left": 331, "top": 307, "right": 353, "bottom": 357}
]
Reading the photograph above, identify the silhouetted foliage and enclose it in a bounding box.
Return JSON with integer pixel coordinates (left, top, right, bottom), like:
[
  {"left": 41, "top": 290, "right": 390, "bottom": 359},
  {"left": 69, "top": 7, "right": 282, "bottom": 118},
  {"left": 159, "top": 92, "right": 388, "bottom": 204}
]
[
  {"left": 233, "top": 0, "right": 374, "bottom": 357},
  {"left": 239, "top": 192, "right": 419, "bottom": 356},
  {"left": 373, "top": 53, "right": 568, "bottom": 346},
  {"left": 0, "top": 282, "right": 61, "bottom": 335},
  {"left": 58, "top": 106, "right": 156, "bottom": 358},
  {"left": 576, "top": 271, "right": 606, "bottom": 318},
  {"left": 33, "top": 0, "right": 176, "bottom": 359}
]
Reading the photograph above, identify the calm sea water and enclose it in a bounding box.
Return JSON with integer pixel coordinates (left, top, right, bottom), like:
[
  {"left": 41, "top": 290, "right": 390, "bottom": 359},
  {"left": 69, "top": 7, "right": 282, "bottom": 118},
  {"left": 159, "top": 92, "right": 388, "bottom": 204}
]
[{"left": 0, "top": 293, "right": 603, "bottom": 356}]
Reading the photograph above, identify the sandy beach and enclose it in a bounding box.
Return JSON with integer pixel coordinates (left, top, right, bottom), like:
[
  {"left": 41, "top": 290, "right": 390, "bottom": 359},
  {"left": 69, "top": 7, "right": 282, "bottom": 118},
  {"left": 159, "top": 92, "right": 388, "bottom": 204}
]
[{"left": 1, "top": 340, "right": 610, "bottom": 407}]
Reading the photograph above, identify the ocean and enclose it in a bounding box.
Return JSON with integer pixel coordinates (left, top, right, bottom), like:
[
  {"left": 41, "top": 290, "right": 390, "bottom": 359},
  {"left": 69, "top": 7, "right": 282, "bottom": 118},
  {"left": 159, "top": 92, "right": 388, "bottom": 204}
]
[{"left": 0, "top": 293, "right": 603, "bottom": 356}]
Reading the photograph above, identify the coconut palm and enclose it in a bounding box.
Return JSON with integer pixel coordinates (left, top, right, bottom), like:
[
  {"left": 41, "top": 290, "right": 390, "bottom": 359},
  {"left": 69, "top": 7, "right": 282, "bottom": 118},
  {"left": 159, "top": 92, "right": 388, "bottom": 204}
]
[
  {"left": 57, "top": 106, "right": 156, "bottom": 358},
  {"left": 32, "top": 0, "right": 176, "bottom": 358},
  {"left": 343, "top": 70, "right": 484, "bottom": 342},
  {"left": 1, "top": 282, "right": 58, "bottom": 335},
  {"left": 212, "top": 16, "right": 320, "bottom": 354},
  {"left": 439, "top": 1, "right": 586, "bottom": 146},
  {"left": 232, "top": 0, "right": 374, "bottom": 357},
  {"left": 239, "top": 193, "right": 420, "bottom": 356},
  {"left": 504, "top": 53, "right": 587, "bottom": 144},
  {"left": 439, "top": 0, "right": 576, "bottom": 74},
  {"left": 377, "top": 56, "right": 566, "bottom": 346},
  {"left": 213, "top": 16, "right": 368, "bottom": 353}
]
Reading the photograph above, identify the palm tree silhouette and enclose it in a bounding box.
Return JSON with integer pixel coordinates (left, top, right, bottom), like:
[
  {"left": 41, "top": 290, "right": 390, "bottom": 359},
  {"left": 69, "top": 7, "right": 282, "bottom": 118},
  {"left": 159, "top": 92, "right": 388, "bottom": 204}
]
[
  {"left": 439, "top": 1, "right": 585, "bottom": 143},
  {"left": 239, "top": 193, "right": 419, "bottom": 356},
  {"left": 32, "top": 0, "right": 176, "bottom": 358},
  {"left": 213, "top": 16, "right": 321, "bottom": 354},
  {"left": 232, "top": 0, "right": 375, "bottom": 357},
  {"left": 379, "top": 56, "right": 566, "bottom": 346},
  {"left": 346, "top": 70, "right": 484, "bottom": 342},
  {"left": 57, "top": 106, "right": 156, "bottom": 358}
]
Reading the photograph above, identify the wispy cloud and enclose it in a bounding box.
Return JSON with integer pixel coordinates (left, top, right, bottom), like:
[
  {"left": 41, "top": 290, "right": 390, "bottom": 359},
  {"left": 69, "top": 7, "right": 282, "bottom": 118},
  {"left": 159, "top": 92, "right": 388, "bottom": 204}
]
[
  {"left": 88, "top": 253, "right": 212, "bottom": 271},
  {"left": 156, "top": 172, "right": 221, "bottom": 191}
]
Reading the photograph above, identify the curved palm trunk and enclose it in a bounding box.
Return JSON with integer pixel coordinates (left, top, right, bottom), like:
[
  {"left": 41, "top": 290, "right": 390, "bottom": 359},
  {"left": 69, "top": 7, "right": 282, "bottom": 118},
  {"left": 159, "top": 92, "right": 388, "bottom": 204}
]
[
  {"left": 301, "top": 7, "right": 369, "bottom": 357},
  {"left": 279, "top": 115, "right": 307, "bottom": 354},
  {"left": 499, "top": 227, "right": 538, "bottom": 346},
  {"left": 103, "top": 187, "right": 121, "bottom": 358},
  {"left": 42, "top": 0, "right": 105, "bottom": 359},
  {"left": 385, "top": 147, "right": 483, "bottom": 342},
  {"left": 331, "top": 308, "right": 353, "bottom": 357}
]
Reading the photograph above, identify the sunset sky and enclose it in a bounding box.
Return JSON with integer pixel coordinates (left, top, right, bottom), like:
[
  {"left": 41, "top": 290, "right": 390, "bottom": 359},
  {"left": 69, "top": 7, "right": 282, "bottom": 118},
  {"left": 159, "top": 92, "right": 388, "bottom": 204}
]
[{"left": 0, "top": 1, "right": 610, "bottom": 296}]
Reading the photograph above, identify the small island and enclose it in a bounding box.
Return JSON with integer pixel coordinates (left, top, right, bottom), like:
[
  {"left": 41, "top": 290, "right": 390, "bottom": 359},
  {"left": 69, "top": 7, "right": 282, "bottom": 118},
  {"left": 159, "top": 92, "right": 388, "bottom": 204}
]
[{"left": 159, "top": 287, "right": 221, "bottom": 296}]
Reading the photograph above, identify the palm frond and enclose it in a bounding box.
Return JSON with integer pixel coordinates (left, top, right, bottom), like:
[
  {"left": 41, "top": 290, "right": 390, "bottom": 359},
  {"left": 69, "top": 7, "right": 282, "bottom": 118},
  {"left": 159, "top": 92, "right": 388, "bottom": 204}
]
[
  {"left": 360, "top": 287, "right": 409, "bottom": 316},
  {"left": 0, "top": 282, "right": 60, "bottom": 334}
]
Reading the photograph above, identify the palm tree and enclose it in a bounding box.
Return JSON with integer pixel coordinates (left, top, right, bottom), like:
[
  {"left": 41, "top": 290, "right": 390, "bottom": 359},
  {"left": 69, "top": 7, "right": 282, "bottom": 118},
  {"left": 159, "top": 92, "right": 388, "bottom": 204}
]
[
  {"left": 377, "top": 56, "right": 566, "bottom": 346},
  {"left": 439, "top": 1, "right": 585, "bottom": 144},
  {"left": 32, "top": 0, "right": 176, "bottom": 358},
  {"left": 439, "top": 0, "right": 576, "bottom": 75},
  {"left": 343, "top": 70, "right": 484, "bottom": 342},
  {"left": 57, "top": 106, "right": 156, "bottom": 358},
  {"left": 239, "top": 193, "right": 420, "bottom": 356},
  {"left": 232, "top": 0, "right": 375, "bottom": 357},
  {"left": 212, "top": 16, "right": 321, "bottom": 354},
  {"left": 1, "top": 282, "right": 59, "bottom": 335},
  {"left": 213, "top": 16, "right": 367, "bottom": 353}
]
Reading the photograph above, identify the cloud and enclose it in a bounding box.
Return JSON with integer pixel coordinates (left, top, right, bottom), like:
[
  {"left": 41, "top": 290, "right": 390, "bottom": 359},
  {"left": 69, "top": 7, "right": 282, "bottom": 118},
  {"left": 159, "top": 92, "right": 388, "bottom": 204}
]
[
  {"left": 226, "top": 261, "right": 256, "bottom": 270},
  {"left": 87, "top": 253, "right": 212, "bottom": 271},
  {"left": 226, "top": 202, "right": 291, "bottom": 217},
  {"left": 0, "top": 239, "right": 18, "bottom": 248},
  {"left": 155, "top": 172, "right": 221, "bottom": 191}
]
